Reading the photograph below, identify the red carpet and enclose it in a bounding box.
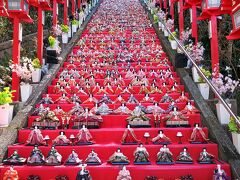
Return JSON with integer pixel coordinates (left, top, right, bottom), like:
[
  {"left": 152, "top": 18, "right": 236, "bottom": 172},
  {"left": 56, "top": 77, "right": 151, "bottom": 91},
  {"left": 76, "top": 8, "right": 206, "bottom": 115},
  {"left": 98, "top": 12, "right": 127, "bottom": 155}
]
[{"left": 0, "top": 0, "right": 231, "bottom": 179}]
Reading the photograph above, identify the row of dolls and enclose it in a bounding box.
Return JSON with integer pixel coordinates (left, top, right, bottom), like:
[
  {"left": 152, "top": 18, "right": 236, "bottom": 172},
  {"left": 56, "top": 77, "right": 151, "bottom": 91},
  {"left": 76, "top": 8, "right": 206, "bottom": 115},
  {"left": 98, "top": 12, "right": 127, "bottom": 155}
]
[
  {"left": 31, "top": 102, "right": 197, "bottom": 129},
  {"left": 24, "top": 124, "right": 209, "bottom": 147},
  {"left": 52, "top": 82, "right": 182, "bottom": 95},
  {"left": 38, "top": 92, "right": 190, "bottom": 106},
  {"left": 4, "top": 144, "right": 216, "bottom": 166},
  {"left": 2, "top": 164, "right": 229, "bottom": 180}
]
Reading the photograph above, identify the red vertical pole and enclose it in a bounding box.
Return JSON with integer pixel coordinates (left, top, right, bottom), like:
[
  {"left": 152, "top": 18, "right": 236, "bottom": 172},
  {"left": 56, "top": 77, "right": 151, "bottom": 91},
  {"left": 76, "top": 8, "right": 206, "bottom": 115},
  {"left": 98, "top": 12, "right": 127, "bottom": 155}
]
[
  {"left": 170, "top": 0, "right": 174, "bottom": 18},
  {"left": 64, "top": 0, "right": 68, "bottom": 24},
  {"left": 37, "top": 7, "right": 44, "bottom": 64},
  {"left": 53, "top": 0, "right": 58, "bottom": 27},
  {"left": 210, "top": 15, "right": 219, "bottom": 73},
  {"left": 12, "top": 18, "right": 21, "bottom": 101},
  {"left": 164, "top": 0, "right": 167, "bottom": 10},
  {"left": 78, "top": 0, "right": 81, "bottom": 9},
  {"left": 160, "top": 0, "right": 162, "bottom": 9},
  {"left": 72, "top": 0, "right": 75, "bottom": 15},
  {"left": 191, "top": 5, "right": 198, "bottom": 43},
  {"left": 179, "top": 0, "right": 184, "bottom": 38}
]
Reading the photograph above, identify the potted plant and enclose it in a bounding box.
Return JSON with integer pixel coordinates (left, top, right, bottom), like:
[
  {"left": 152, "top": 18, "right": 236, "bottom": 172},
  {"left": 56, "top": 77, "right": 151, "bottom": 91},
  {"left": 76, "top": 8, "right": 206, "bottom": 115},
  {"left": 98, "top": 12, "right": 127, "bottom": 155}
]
[
  {"left": 168, "top": 31, "right": 178, "bottom": 50},
  {"left": 197, "top": 68, "right": 211, "bottom": 100},
  {"left": 0, "top": 87, "right": 15, "bottom": 127},
  {"left": 61, "top": 24, "right": 69, "bottom": 44},
  {"left": 211, "top": 67, "right": 239, "bottom": 124},
  {"left": 228, "top": 116, "right": 240, "bottom": 154},
  {"left": 72, "top": 19, "right": 78, "bottom": 33},
  {"left": 11, "top": 57, "right": 34, "bottom": 102},
  {"left": 31, "top": 58, "right": 42, "bottom": 83}
]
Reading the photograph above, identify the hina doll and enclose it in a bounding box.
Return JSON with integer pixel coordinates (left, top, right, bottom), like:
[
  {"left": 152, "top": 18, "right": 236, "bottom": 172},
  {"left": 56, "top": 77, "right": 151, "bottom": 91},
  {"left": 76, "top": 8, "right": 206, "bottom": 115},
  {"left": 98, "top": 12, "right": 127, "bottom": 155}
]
[
  {"left": 113, "top": 94, "right": 126, "bottom": 104},
  {"left": 127, "top": 94, "right": 139, "bottom": 104},
  {"left": 161, "top": 83, "right": 169, "bottom": 93},
  {"left": 82, "top": 94, "right": 98, "bottom": 104},
  {"left": 26, "top": 126, "right": 47, "bottom": 146},
  {"left": 53, "top": 131, "right": 71, "bottom": 146},
  {"left": 133, "top": 143, "right": 150, "bottom": 164},
  {"left": 114, "top": 103, "right": 132, "bottom": 115},
  {"left": 98, "top": 94, "right": 113, "bottom": 104},
  {"left": 35, "top": 107, "right": 59, "bottom": 123},
  {"left": 126, "top": 105, "right": 150, "bottom": 127},
  {"left": 76, "top": 164, "right": 92, "bottom": 180},
  {"left": 115, "top": 84, "right": 124, "bottom": 94},
  {"left": 198, "top": 147, "right": 214, "bottom": 164},
  {"left": 97, "top": 86, "right": 108, "bottom": 95},
  {"left": 55, "top": 93, "right": 71, "bottom": 104},
  {"left": 77, "top": 87, "right": 88, "bottom": 95},
  {"left": 164, "top": 101, "right": 177, "bottom": 113},
  {"left": 168, "top": 85, "right": 181, "bottom": 94},
  {"left": 152, "top": 130, "right": 171, "bottom": 144},
  {"left": 131, "top": 77, "right": 142, "bottom": 86},
  {"left": 141, "top": 94, "right": 155, "bottom": 103},
  {"left": 45, "top": 146, "right": 62, "bottom": 165},
  {"left": 213, "top": 165, "right": 229, "bottom": 180},
  {"left": 117, "top": 166, "right": 132, "bottom": 180},
  {"left": 92, "top": 82, "right": 101, "bottom": 94},
  {"left": 159, "top": 93, "right": 173, "bottom": 103},
  {"left": 85, "top": 149, "right": 102, "bottom": 165},
  {"left": 53, "top": 105, "right": 66, "bottom": 116},
  {"left": 141, "top": 75, "right": 149, "bottom": 86},
  {"left": 3, "top": 150, "right": 26, "bottom": 165},
  {"left": 181, "top": 101, "right": 199, "bottom": 114},
  {"left": 138, "top": 84, "right": 149, "bottom": 94},
  {"left": 121, "top": 124, "right": 140, "bottom": 144},
  {"left": 95, "top": 102, "right": 113, "bottom": 115},
  {"left": 108, "top": 148, "right": 130, "bottom": 165},
  {"left": 117, "top": 75, "right": 125, "bottom": 86},
  {"left": 176, "top": 147, "right": 193, "bottom": 164},
  {"left": 175, "top": 91, "right": 189, "bottom": 103},
  {"left": 70, "top": 102, "right": 84, "bottom": 115},
  {"left": 89, "top": 76, "right": 96, "bottom": 86},
  {"left": 39, "top": 94, "right": 54, "bottom": 104},
  {"left": 189, "top": 123, "right": 209, "bottom": 143},
  {"left": 167, "top": 74, "right": 176, "bottom": 86},
  {"left": 57, "top": 86, "right": 68, "bottom": 94},
  {"left": 53, "top": 82, "right": 61, "bottom": 94},
  {"left": 104, "top": 75, "right": 113, "bottom": 86},
  {"left": 105, "top": 82, "right": 114, "bottom": 94},
  {"left": 149, "top": 86, "right": 163, "bottom": 94},
  {"left": 65, "top": 83, "right": 72, "bottom": 94},
  {"left": 3, "top": 167, "right": 19, "bottom": 180},
  {"left": 75, "top": 125, "right": 94, "bottom": 145},
  {"left": 70, "top": 94, "right": 82, "bottom": 104},
  {"left": 156, "top": 144, "right": 174, "bottom": 164},
  {"left": 163, "top": 107, "right": 189, "bottom": 127},
  {"left": 65, "top": 150, "right": 82, "bottom": 165},
  {"left": 27, "top": 146, "right": 45, "bottom": 165}
]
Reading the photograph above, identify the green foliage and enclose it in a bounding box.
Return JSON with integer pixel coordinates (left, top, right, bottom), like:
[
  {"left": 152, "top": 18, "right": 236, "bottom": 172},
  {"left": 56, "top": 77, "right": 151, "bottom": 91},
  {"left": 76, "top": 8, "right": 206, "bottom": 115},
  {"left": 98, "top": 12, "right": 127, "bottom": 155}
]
[
  {"left": 153, "top": 14, "right": 158, "bottom": 24},
  {"left": 0, "top": 87, "right": 15, "bottom": 105},
  {"left": 61, "top": 24, "right": 69, "bottom": 33},
  {"left": 72, "top": 19, "right": 79, "bottom": 25},
  {"left": 198, "top": 68, "right": 211, "bottom": 83},
  {"left": 168, "top": 31, "right": 177, "bottom": 41},
  {"left": 32, "top": 58, "right": 41, "bottom": 69},
  {"left": 48, "top": 36, "right": 56, "bottom": 47},
  {"left": 228, "top": 116, "right": 240, "bottom": 134}
]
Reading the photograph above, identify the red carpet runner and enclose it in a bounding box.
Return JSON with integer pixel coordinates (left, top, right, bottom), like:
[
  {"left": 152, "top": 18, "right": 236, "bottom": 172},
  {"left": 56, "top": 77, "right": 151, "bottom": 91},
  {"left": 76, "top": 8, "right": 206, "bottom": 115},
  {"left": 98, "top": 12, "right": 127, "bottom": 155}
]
[{"left": 0, "top": 0, "right": 231, "bottom": 179}]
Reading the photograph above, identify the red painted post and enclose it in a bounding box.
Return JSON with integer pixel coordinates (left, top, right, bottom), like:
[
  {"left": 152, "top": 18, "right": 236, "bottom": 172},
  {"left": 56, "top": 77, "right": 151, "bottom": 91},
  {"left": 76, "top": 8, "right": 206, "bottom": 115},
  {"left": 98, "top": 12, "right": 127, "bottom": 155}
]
[
  {"left": 12, "top": 17, "right": 21, "bottom": 101},
  {"left": 37, "top": 7, "right": 44, "bottom": 64},
  {"left": 72, "top": 0, "right": 75, "bottom": 15},
  {"left": 164, "top": 0, "right": 167, "bottom": 10},
  {"left": 159, "top": 0, "right": 162, "bottom": 9},
  {"left": 179, "top": 0, "right": 184, "bottom": 38},
  {"left": 191, "top": 5, "right": 198, "bottom": 43},
  {"left": 170, "top": 0, "right": 174, "bottom": 18},
  {"left": 53, "top": 0, "right": 58, "bottom": 27},
  {"left": 64, "top": 0, "right": 68, "bottom": 24},
  {"left": 78, "top": 0, "right": 81, "bottom": 9},
  {"left": 210, "top": 15, "right": 219, "bottom": 73}
]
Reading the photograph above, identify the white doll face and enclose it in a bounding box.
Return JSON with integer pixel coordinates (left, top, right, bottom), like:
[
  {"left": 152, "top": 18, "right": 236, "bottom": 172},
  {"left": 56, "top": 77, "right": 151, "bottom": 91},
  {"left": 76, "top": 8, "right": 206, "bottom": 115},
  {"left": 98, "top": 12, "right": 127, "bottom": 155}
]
[
  {"left": 117, "top": 149, "right": 121, "bottom": 152},
  {"left": 60, "top": 132, "right": 64, "bottom": 135}
]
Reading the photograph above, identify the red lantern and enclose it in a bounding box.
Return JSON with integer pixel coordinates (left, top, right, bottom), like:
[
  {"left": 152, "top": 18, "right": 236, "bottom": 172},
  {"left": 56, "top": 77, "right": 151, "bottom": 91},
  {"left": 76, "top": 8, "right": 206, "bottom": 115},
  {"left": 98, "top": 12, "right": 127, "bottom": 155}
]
[
  {"left": 0, "top": 0, "right": 8, "bottom": 16},
  {"left": 7, "top": 0, "right": 33, "bottom": 23},
  {"left": 221, "top": 0, "right": 240, "bottom": 40}
]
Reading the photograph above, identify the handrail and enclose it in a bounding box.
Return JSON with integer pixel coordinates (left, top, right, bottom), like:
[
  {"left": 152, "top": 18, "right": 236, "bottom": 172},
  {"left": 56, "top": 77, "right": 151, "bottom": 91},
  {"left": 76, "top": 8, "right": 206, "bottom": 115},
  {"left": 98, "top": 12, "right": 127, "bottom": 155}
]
[{"left": 158, "top": 18, "right": 240, "bottom": 126}]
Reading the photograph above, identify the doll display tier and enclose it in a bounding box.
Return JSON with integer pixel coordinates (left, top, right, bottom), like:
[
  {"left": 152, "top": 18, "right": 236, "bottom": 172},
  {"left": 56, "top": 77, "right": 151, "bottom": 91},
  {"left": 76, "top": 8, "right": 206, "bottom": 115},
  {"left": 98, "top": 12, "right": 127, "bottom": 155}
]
[{"left": 0, "top": 0, "right": 231, "bottom": 178}]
